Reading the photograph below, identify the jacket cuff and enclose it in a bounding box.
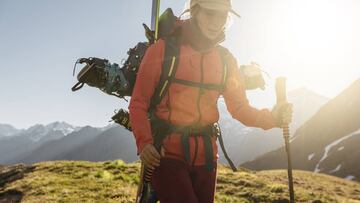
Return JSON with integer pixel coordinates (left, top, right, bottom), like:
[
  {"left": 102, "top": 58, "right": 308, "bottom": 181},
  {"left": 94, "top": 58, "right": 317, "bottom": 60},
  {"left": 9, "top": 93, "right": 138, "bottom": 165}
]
[{"left": 256, "top": 109, "right": 277, "bottom": 130}]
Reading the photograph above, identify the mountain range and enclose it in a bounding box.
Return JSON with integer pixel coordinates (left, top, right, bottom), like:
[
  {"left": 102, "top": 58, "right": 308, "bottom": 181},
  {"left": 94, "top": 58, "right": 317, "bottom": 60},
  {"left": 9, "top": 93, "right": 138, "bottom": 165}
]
[
  {"left": 0, "top": 122, "right": 136, "bottom": 165},
  {"left": 242, "top": 79, "right": 360, "bottom": 181},
  {"left": 0, "top": 124, "right": 22, "bottom": 138},
  {"left": 0, "top": 122, "right": 81, "bottom": 164},
  {"left": 1, "top": 81, "right": 359, "bottom": 182},
  {"left": 1, "top": 87, "right": 327, "bottom": 166}
]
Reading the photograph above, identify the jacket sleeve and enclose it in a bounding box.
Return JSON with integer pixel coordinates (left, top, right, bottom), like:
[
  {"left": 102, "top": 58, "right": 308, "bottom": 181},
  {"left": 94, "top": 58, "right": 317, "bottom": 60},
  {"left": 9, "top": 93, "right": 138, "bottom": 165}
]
[
  {"left": 129, "top": 40, "right": 165, "bottom": 154},
  {"left": 223, "top": 54, "right": 276, "bottom": 130}
]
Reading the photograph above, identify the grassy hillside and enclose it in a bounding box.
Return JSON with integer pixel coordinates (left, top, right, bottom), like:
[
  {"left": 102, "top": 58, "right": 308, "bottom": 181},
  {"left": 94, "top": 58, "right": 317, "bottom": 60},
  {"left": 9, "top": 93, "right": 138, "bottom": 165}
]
[{"left": 1, "top": 161, "right": 359, "bottom": 203}]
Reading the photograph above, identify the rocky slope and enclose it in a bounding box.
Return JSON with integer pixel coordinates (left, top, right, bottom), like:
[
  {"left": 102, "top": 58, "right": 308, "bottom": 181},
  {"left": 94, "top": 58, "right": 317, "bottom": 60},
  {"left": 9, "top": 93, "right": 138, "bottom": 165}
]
[{"left": 242, "top": 79, "right": 360, "bottom": 181}]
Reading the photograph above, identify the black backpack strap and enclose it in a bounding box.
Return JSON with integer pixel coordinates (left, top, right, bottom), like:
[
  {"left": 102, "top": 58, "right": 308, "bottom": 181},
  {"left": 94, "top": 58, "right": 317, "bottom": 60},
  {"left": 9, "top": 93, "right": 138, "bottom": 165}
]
[
  {"left": 215, "top": 46, "right": 238, "bottom": 172},
  {"left": 149, "top": 36, "right": 180, "bottom": 114},
  {"left": 217, "top": 124, "right": 237, "bottom": 172},
  {"left": 217, "top": 45, "right": 230, "bottom": 94},
  {"left": 149, "top": 36, "right": 181, "bottom": 152},
  {"left": 172, "top": 78, "right": 224, "bottom": 90}
]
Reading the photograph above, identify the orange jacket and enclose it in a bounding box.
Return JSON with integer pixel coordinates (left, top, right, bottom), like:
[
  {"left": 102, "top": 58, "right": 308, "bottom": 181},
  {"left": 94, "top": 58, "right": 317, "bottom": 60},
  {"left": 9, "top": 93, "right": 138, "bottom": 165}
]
[{"left": 129, "top": 21, "right": 276, "bottom": 166}]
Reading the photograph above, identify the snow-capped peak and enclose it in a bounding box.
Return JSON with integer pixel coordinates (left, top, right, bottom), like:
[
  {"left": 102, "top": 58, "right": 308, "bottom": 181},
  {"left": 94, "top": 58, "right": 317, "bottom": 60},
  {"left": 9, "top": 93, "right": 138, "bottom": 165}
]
[
  {"left": 23, "top": 122, "right": 80, "bottom": 142},
  {"left": 44, "top": 121, "right": 80, "bottom": 136}
]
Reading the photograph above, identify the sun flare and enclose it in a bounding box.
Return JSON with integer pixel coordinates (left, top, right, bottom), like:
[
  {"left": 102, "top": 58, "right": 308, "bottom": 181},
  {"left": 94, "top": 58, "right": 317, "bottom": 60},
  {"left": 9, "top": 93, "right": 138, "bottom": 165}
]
[{"left": 229, "top": 0, "right": 360, "bottom": 97}]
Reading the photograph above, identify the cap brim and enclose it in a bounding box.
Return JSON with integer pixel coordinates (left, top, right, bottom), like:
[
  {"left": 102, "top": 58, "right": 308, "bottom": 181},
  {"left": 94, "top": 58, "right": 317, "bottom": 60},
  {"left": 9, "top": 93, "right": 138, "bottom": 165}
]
[
  {"left": 198, "top": 3, "right": 241, "bottom": 18},
  {"left": 230, "top": 9, "right": 241, "bottom": 18}
]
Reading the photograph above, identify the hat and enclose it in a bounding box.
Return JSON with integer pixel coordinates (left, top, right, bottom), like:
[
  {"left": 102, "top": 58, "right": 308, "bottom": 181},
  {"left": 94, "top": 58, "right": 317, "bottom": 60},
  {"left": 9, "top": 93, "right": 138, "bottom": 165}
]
[{"left": 190, "top": 0, "right": 240, "bottom": 18}]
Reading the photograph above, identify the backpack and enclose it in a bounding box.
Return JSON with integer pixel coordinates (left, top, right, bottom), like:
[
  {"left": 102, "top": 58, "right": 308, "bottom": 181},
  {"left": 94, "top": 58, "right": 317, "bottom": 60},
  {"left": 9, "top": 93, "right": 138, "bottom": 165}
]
[
  {"left": 71, "top": 8, "right": 230, "bottom": 130},
  {"left": 71, "top": 8, "right": 177, "bottom": 98}
]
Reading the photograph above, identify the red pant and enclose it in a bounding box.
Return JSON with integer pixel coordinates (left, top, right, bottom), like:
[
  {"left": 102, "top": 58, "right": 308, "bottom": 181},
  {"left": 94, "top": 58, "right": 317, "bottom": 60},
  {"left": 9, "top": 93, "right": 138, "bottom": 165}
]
[{"left": 152, "top": 158, "right": 217, "bottom": 203}]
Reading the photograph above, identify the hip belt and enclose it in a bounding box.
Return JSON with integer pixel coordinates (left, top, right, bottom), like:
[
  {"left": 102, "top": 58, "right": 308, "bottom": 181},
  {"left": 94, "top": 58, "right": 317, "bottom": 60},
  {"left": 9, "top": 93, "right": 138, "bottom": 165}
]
[{"left": 150, "top": 117, "right": 225, "bottom": 172}]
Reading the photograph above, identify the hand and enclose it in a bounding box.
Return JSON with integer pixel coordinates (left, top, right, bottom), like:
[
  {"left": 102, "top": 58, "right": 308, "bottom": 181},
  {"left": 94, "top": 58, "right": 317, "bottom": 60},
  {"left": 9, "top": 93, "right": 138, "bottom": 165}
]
[
  {"left": 271, "top": 102, "right": 293, "bottom": 127},
  {"left": 140, "top": 144, "right": 162, "bottom": 170}
]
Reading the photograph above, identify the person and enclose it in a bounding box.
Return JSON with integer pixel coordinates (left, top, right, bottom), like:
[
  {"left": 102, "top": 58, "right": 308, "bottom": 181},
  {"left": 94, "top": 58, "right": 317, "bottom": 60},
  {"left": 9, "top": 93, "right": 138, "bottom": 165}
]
[{"left": 129, "top": 0, "right": 293, "bottom": 202}]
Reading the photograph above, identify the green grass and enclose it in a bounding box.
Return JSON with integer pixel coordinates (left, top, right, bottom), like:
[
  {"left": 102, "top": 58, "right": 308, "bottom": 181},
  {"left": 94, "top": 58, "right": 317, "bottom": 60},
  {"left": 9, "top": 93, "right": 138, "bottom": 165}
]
[{"left": 1, "top": 161, "right": 359, "bottom": 202}]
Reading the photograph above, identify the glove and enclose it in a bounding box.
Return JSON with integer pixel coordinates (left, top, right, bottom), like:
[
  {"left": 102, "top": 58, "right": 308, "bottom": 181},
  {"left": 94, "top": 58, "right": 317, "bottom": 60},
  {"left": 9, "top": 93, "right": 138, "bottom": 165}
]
[
  {"left": 140, "top": 144, "right": 165, "bottom": 170},
  {"left": 271, "top": 102, "right": 293, "bottom": 127}
]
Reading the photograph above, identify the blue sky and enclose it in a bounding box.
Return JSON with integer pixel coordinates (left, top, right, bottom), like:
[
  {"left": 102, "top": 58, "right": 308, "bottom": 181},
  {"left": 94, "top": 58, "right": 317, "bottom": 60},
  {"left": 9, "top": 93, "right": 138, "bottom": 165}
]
[{"left": 1, "top": 0, "right": 359, "bottom": 129}]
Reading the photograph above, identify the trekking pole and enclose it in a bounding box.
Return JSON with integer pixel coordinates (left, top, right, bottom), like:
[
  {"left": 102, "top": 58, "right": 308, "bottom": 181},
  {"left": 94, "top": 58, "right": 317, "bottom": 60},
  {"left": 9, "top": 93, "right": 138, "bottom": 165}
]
[
  {"left": 135, "top": 1, "right": 161, "bottom": 203},
  {"left": 275, "top": 77, "right": 295, "bottom": 203},
  {"left": 151, "top": 0, "right": 161, "bottom": 41}
]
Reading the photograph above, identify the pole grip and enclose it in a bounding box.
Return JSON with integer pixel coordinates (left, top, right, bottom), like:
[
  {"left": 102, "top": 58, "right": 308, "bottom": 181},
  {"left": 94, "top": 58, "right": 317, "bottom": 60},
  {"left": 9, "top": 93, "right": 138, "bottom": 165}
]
[{"left": 275, "top": 77, "right": 287, "bottom": 104}]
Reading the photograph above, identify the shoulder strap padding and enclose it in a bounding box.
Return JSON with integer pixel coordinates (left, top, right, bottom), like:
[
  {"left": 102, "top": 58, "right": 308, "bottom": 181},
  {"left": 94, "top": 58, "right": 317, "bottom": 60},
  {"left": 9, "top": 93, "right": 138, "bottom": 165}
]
[
  {"left": 150, "top": 36, "right": 181, "bottom": 110},
  {"left": 217, "top": 45, "right": 230, "bottom": 93}
]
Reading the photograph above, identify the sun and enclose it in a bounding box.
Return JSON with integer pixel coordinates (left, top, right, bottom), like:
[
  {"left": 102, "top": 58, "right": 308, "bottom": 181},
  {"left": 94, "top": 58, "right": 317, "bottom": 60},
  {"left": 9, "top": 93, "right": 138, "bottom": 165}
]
[{"left": 229, "top": 0, "right": 360, "bottom": 98}]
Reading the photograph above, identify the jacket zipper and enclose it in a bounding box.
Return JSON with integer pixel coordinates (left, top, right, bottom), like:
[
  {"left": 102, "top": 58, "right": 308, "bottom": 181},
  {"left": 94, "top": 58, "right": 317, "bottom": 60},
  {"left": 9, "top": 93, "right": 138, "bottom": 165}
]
[
  {"left": 192, "top": 136, "right": 199, "bottom": 166},
  {"left": 196, "top": 54, "right": 205, "bottom": 124},
  {"left": 192, "top": 54, "right": 205, "bottom": 165}
]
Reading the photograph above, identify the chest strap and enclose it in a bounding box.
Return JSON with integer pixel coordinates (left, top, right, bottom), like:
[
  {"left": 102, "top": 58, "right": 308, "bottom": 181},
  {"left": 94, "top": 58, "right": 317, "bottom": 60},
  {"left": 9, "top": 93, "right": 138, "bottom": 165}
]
[
  {"left": 167, "top": 46, "right": 229, "bottom": 93},
  {"left": 172, "top": 78, "right": 224, "bottom": 91}
]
